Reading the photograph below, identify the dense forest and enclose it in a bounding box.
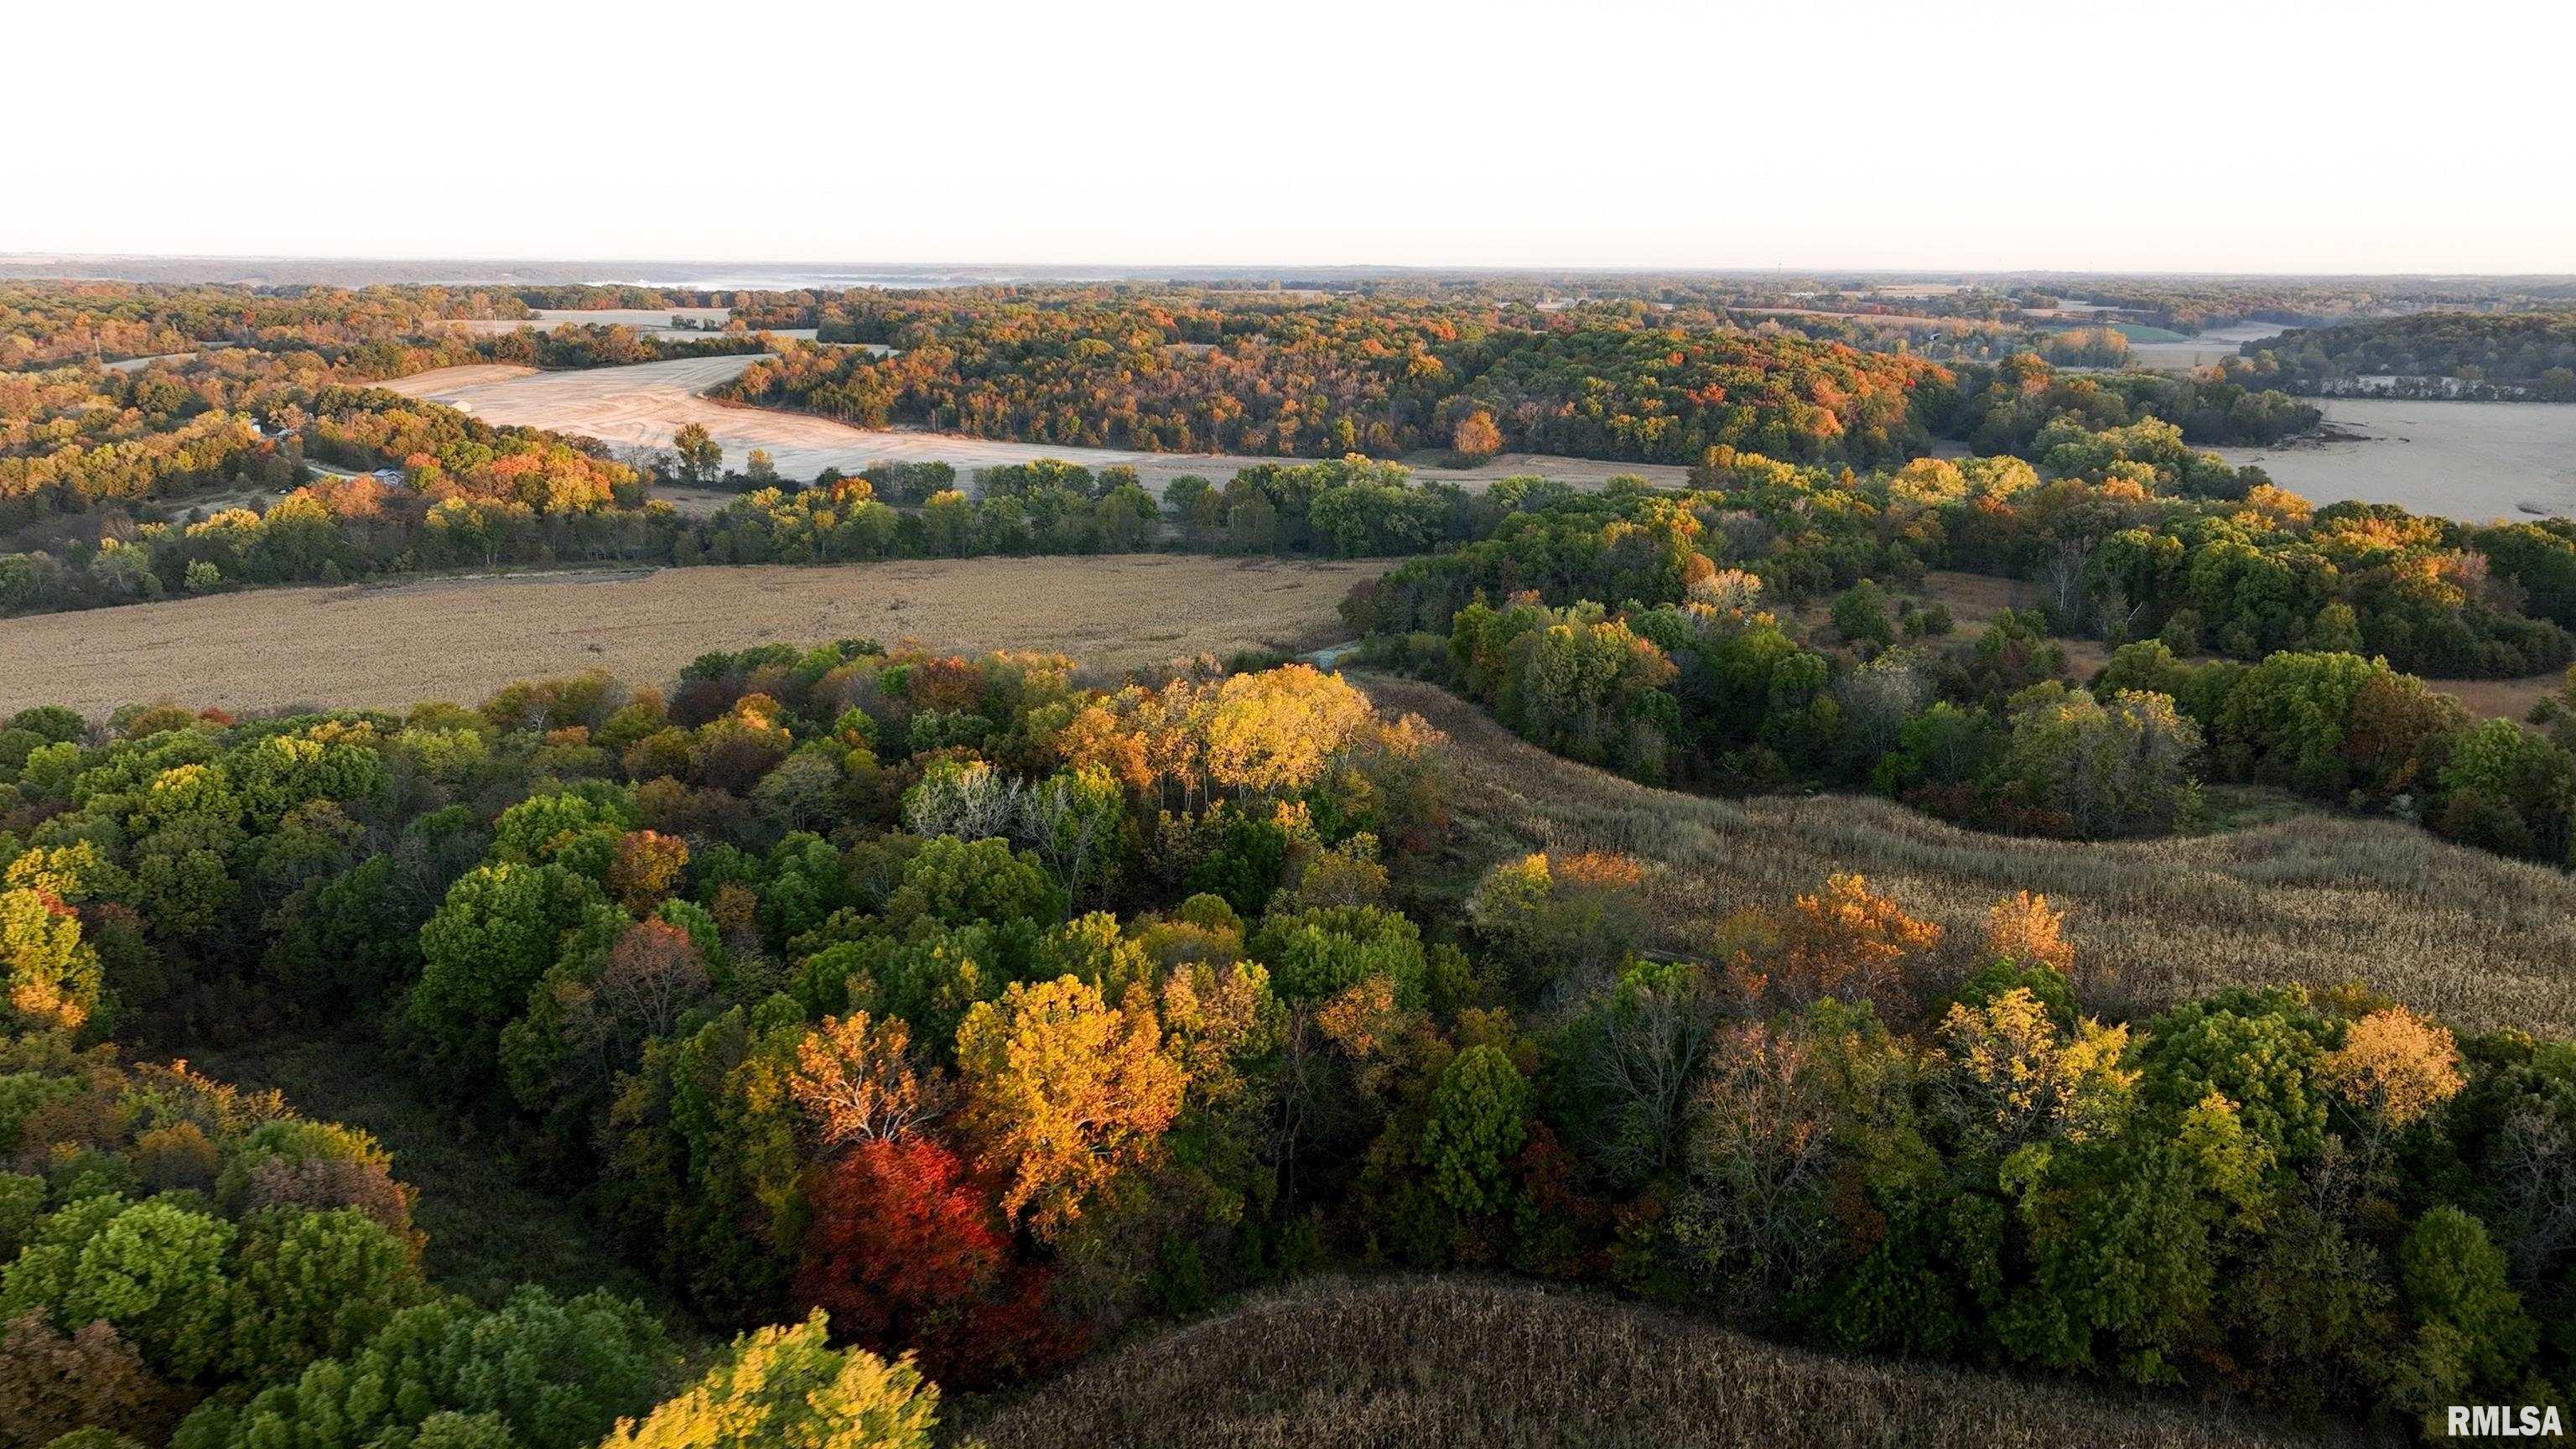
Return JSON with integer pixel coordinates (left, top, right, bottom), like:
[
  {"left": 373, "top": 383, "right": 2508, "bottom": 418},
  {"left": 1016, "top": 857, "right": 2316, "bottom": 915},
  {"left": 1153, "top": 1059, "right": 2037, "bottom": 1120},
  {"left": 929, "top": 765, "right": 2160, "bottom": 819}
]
[
  {"left": 0, "top": 282, "right": 829, "bottom": 371},
  {"left": 5, "top": 636, "right": 2573, "bottom": 1447},
  {"left": 1948, "top": 353, "right": 2323, "bottom": 450},
  {"left": 0, "top": 283, "right": 531, "bottom": 369},
  {"left": 729, "top": 289, "right": 1955, "bottom": 465},
  {"left": 2, "top": 351, "right": 646, "bottom": 537},
  {"left": 1344, "top": 449, "right": 2576, "bottom": 860},
  {"left": 730, "top": 290, "right": 2322, "bottom": 463},
  {"left": 2248, "top": 311, "right": 2576, "bottom": 398}
]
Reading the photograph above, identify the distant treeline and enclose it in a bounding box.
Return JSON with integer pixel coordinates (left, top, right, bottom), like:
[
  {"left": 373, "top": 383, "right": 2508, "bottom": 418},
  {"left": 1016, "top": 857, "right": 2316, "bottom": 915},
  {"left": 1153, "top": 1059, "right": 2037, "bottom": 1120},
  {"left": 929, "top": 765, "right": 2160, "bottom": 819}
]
[
  {"left": 0, "top": 280, "right": 813, "bottom": 371},
  {"left": 2026, "top": 278, "right": 2576, "bottom": 333},
  {"left": 0, "top": 281, "right": 531, "bottom": 369},
  {"left": 497, "top": 283, "right": 823, "bottom": 330},
  {"left": 2248, "top": 311, "right": 2576, "bottom": 399}
]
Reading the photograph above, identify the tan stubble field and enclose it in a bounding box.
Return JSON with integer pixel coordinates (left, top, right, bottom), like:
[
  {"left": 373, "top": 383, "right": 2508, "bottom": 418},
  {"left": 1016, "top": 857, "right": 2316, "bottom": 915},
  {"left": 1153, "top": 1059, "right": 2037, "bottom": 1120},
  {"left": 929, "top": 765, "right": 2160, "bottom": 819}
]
[{"left": 0, "top": 555, "right": 1386, "bottom": 717}]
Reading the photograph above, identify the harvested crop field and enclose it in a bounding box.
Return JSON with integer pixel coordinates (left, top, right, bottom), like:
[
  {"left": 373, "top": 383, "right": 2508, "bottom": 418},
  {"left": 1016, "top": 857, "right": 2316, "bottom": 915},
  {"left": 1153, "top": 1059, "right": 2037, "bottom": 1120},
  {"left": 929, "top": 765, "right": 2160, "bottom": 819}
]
[
  {"left": 1359, "top": 673, "right": 2576, "bottom": 1035},
  {"left": 968, "top": 1275, "right": 2314, "bottom": 1449},
  {"left": 0, "top": 555, "right": 1386, "bottom": 718},
  {"left": 2111, "top": 321, "right": 2284, "bottom": 371},
  {"left": 2214, "top": 398, "right": 2576, "bottom": 520},
  {"left": 383, "top": 356, "right": 1691, "bottom": 504},
  {"left": 380, "top": 362, "right": 539, "bottom": 393}
]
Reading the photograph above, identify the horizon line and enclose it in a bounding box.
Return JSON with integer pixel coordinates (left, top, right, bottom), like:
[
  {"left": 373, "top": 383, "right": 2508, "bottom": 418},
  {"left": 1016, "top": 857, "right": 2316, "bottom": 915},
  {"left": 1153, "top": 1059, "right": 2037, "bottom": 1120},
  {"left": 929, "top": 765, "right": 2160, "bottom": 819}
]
[{"left": 6, "top": 251, "right": 2575, "bottom": 283}]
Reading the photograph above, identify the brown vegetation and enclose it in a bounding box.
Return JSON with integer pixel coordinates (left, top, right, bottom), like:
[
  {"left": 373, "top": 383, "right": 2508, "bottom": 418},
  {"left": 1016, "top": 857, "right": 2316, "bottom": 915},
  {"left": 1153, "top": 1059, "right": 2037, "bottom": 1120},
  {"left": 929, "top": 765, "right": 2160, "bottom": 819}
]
[
  {"left": 0, "top": 555, "right": 1384, "bottom": 716},
  {"left": 968, "top": 1276, "right": 2317, "bottom": 1449},
  {"left": 1358, "top": 672, "right": 2576, "bottom": 1035}
]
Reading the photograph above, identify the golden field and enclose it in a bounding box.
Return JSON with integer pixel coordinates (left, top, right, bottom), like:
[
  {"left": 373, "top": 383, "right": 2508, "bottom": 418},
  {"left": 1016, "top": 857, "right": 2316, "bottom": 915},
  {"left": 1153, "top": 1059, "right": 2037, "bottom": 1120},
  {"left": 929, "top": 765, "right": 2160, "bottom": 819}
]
[{"left": 0, "top": 555, "right": 1384, "bottom": 717}]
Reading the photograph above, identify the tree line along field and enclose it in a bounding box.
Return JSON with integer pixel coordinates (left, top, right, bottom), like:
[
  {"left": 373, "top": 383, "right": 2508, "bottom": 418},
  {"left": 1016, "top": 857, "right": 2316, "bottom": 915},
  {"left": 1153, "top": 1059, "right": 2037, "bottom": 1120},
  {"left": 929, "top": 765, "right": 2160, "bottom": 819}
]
[
  {"left": 0, "top": 554, "right": 1384, "bottom": 716},
  {"left": 2245, "top": 310, "right": 2576, "bottom": 398}
]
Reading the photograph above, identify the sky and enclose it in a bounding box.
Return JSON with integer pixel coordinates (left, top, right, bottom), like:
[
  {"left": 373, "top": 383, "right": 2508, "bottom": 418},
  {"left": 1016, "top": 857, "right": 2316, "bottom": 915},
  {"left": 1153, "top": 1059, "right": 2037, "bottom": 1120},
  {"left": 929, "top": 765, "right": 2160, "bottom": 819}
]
[{"left": 11, "top": 0, "right": 2573, "bottom": 274}]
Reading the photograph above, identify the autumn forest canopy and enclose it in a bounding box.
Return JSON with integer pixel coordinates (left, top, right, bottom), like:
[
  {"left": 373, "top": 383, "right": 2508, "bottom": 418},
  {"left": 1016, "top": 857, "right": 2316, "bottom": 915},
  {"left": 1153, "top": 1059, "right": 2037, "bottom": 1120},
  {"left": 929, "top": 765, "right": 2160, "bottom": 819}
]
[{"left": 5, "top": 270, "right": 2576, "bottom": 1447}]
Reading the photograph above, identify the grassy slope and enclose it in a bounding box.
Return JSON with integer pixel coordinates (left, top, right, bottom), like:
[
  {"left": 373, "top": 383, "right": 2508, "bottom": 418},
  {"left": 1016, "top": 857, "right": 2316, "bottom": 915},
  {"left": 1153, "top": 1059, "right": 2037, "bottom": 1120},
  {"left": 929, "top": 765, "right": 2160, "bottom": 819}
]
[
  {"left": 964, "top": 1276, "right": 2327, "bottom": 1449},
  {"left": 1357, "top": 672, "right": 2576, "bottom": 1036}
]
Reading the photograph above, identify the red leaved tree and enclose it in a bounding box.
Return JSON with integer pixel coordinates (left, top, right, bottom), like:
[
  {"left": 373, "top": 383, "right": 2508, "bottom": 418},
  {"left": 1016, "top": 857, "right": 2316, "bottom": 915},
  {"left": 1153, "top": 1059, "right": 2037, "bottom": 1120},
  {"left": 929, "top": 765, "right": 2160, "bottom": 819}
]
[{"left": 792, "top": 1135, "right": 1074, "bottom": 1388}]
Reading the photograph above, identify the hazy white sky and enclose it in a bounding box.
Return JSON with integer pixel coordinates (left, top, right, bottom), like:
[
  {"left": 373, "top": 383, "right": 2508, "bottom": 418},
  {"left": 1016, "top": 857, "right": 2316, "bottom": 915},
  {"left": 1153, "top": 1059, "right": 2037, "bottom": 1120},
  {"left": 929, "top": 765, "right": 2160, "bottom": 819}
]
[{"left": 12, "top": 0, "right": 2571, "bottom": 273}]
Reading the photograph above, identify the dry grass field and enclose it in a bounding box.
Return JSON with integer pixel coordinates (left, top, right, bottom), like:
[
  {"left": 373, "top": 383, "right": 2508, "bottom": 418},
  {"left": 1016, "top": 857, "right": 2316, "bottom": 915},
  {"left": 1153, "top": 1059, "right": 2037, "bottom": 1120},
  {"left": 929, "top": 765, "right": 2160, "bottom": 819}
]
[
  {"left": 379, "top": 362, "right": 540, "bottom": 393},
  {"left": 0, "top": 555, "right": 1384, "bottom": 717},
  {"left": 966, "top": 1276, "right": 2319, "bottom": 1449},
  {"left": 2119, "top": 324, "right": 2288, "bottom": 371},
  {"left": 1358, "top": 673, "right": 2576, "bottom": 1036},
  {"left": 2428, "top": 668, "right": 2564, "bottom": 721},
  {"left": 383, "top": 357, "right": 1694, "bottom": 502}
]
